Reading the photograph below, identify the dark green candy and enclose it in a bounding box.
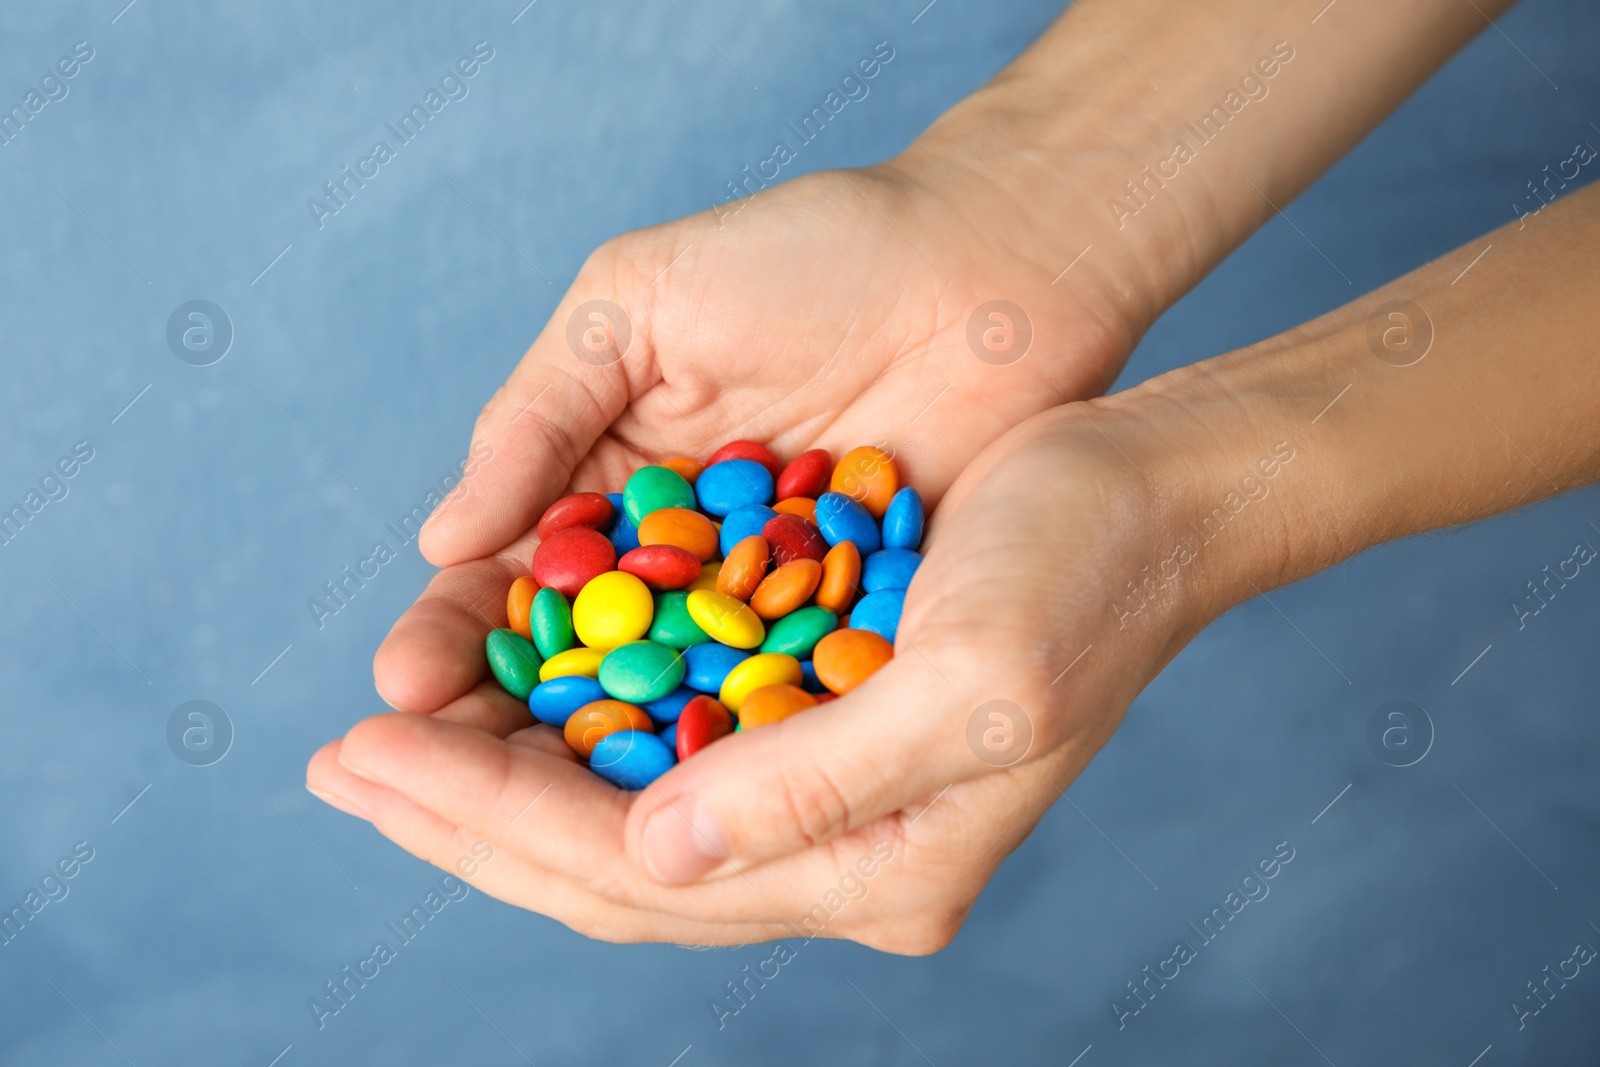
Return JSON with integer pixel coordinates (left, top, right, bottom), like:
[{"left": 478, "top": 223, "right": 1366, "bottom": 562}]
[
  {"left": 759, "top": 606, "right": 837, "bottom": 657},
  {"left": 598, "top": 641, "right": 686, "bottom": 703},
  {"left": 623, "top": 466, "right": 696, "bottom": 527},
  {"left": 486, "top": 628, "right": 543, "bottom": 699},
  {"left": 530, "top": 587, "right": 576, "bottom": 659},
  {"left": 649, "top": 592, "right": 711, "bottom": 650}
]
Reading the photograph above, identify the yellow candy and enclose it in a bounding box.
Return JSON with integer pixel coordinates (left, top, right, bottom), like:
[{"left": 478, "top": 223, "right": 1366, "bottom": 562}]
[
  {"left": 539, "top": 645, "right": 609, "bottom": 682},
  {"left": 688, "top": 560, "right": 722, "bottom": 593},
  {"left": 686, "top": 590, "right": 765, "bottom": 649},
  {"left": 719, "top": 653, "right": 803, "bottom": 712},
  {"left": 571, "top": 571, "right": 653, "bottom": 648}
]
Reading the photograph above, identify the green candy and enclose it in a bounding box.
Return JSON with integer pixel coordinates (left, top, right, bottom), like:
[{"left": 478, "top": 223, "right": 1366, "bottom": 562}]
[
  {"left": 530, "top": 587, "right": 576, "bottom": 660},
  {"left": 759, "top": 606, "right": 837, "bottom": 657},
  {"left": 485, "top": 628, "right": 543, "bottom": 699},
  {"left": 598, "top": 641, "right": 685, "bottom": 703},
  {"left": 649, "top": 592, "right": 711, "bottom": 650},
  {"left": 623, "top": 465, "right": 696, "bottom": 527}
]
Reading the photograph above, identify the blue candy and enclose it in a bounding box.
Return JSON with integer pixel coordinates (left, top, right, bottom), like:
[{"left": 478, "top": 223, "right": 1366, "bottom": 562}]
[
  {"left": 643, "top": 684, "right": 697, "bottom": 725},
  {"left": 528, "top": 675, "right": 608, "bottom": 727},
  {"left": 589, "top": 731, "right": 676, "bottom": 789},
  {"left": 660, "top": 723, "right": 678, "bottom": 750},
  {"left": 683, "top": 643, "right": 752, "bottom": 692},
  {"left": 799, "top": 659, "right": 827, "bottom": 695},
  {"left": 695, "top": 460, "right": 774, "bottom": 517},
  {"left": 861, "top": 548, "right": 922, "bottom": 593},
  {"left": 815, "top": 492, "right": 880, "bottom": 555},
  {"left": 850, "top": 589, "right": 905, "bottom": 644},
  {"left": 880, "top": 487, "right": 924, "bottom": 551},
  {"left": 603, "top": 491, "right": 640, "bottom": 554},
  {"left": 718, "top": 503, "right": 778, "bottom": 557}
]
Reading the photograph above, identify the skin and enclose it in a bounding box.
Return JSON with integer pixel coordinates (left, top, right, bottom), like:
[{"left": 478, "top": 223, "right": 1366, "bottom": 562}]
[{"left": 305, "top": 0, "right": 1559, "bottom": 951}]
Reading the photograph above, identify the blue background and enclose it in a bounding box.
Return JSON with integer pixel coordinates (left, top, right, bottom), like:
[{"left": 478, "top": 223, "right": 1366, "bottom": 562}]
[{"left": 2, "top": 0, "right": 1597, "bottom": 1063}]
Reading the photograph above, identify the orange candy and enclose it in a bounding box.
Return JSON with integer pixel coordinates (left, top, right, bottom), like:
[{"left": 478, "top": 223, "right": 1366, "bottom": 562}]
[
  {"left": 716, "top": 535, "right": 769, "bottom": 602},
  {"left": 814, "top": 541, "right": 860, "bottom": 615},
  {"left": 506, "top": 576, "right": 537, "bottom": 638},
  {"left": 738, "top": 684, "right": 818, "bottom": 728},
  {"left": 749, "top": 559, "right": 822, "bottom": 619},
  {"left": 563, "top": 699, "right": 652, "bottom": 759},
  {"left": 662, "top": 457, "right": 704, "bottom": 484},
  {"left": 830, "top": 446, "right": 899, "bottom": 518},
  {"left": 771, "top": 497, "right": 817, "bottom": 525},
  {"left": 638, "top": 507, "right": 719, "bottom": 562},
  {"left": 812, "top": 629, "right": 893, "bottom": 694}
]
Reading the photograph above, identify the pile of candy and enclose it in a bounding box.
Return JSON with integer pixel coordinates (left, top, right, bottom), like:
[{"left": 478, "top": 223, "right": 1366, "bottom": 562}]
[{"left": 483, "top": 441, "right": 924, "bottom": 789}]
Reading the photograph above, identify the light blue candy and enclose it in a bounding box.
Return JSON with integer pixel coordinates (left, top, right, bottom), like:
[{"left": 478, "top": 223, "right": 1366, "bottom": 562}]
[
  {"left": 861, "top": 549, "right": 922, "bottom": 593},
  {"left": 695, "top": 459, "right": 774, "bottom": 517},
  {"left": 815, "top": 492, "right": 880, "bottom": 555},
  {"left": 881, "top": 487, "right": 924, "bottom": 551},
  {"left": 589, "top": 731, "right": 676, "bottom": 789},
  {"left": 603, "top": 491, "right": 640, "bottom": 554},
  {"left": 718, "top": 504, "right": 778, "bottom": 557},
  {"left": 660, "top": 723, "right": 678, "bottom": 751},
  {"left": 528, "top": 675, "right": 608, "bottom": 727},
  {"left": 851, "top": 589, "right": 905, "bottom": 644},
  {"left": 643, "top": 684, "right": 697, "bottom": 725},
  {"left": 683, "top": 643, "right": 751, "bottom": 692}
]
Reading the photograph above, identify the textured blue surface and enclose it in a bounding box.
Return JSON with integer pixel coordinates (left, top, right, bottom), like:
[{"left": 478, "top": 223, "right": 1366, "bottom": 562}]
[{"left": 2, "top": 1, "right": 1598, "bottom": 1064}]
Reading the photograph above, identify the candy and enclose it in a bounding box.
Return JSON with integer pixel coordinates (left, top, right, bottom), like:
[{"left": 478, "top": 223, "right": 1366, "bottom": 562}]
[
  {"left": 831, "top": 446, "right": 898, "bottom": 518},
  {"left": 716, "top": 535, "right": 769, "bottom": 602},
  {"left": 533, "top": 527, "right": 617, "bottom": 599},
  {"left": 618, "top": 544, "right": 702, "bottom": 591},
  {"left": 814, "top": 492, "right": 881, "bottom": 555},
  {"left": 861, "top": 548, "right": 922, "bottom": 593},
  {"left": 590, "top": 730, "right": 677, "bottom": 789},
  {"left": 642, "top": 684, "right": 697, "bottom": 725},
  {"left": 648, "top": 591, "right": 711, "bottom": 649},
  {"left": 798, "top": 658, "right": 827, "bottom": 694},
  {"left": 706, "top": 439, "right": 783, "bottom": 480},
  {"left": 685, "top": 590, "right": 766, "bottom": 648},
  {"left": 506, "top": 576, "right": 537, "bottom": 639},
  {"left": 719, "top": 504, "right": 778, "bottom": 557},
  {"left": 485, "top": 629, "right": 543, "bottom": 699},
  {"left": 603, "top": 492, "right": 641, "bottom": 554},
  {"left": 623, "top": 466, "right": 697, "bottom": 527},
  {"left": 683, "top": 643, "right": 751, "bottom": 692},
  {"left": 719, "top": 652, "right": 803, "bottom": 712},
  {"left": 537, "top": 492, "right": 613, "bottom": 539},
  {"left": 598, "top": 641, "right": 686, "bottom": 704},
  {"left": 775, "top": 448, "right": 832, "bottom": 500},
  {"left": 749, "top": 559, "right": 822, "bottom": 620},
  {"left": 811, "top": 629, "right": 892, "bottom": 694},
  {"left": 540, "top": 645, "right": 609, "bottom": 682},
  {"left": 675, "top": 695, "right": 733, "bottom": 760},
  {"left": 571, "top": 571, "right": 654, "bottom": 648},
  {"left": 529, "top": 675, "right": 608, "bottom": 727},
  {"left": 688, "top": 561, "right": 721, "bottom": 592},
  {"left": 760, "top": 606, "right": 837, "bottom": 657},
  {"left": 564, "top": 699, "right": 652, "bottom": 759},
  {"left": 660, "top": 722, "right": 678, "bottom": 750},
  {"left": 880, "top": 487, "right": 924, "bottom": 551},
  {"left": 814, "top": 541, "right": 861, "bottom": 615},
  {"left": 695, "top": 459, "right": 775, "bottom": 518},
  {"left": 771, "top": 497, "right": 818, "bottom": 525},
  {"left": 530, "top": 587, "right": 576, "bottom": 659},
  {"left": 637, "top": 507, "right": 719, "bottom": 562},
  {"left": 661, "top": 457, "right": 704, "bottom": 484},
  {"left": 739, "top": 684, "right": 818, "bottom": 728},
  {"left": 851, "top": 589, "right": 905, "bottom": 644},
  {"left": 762, "top": 513, "right": 828, "bottom": 566}
]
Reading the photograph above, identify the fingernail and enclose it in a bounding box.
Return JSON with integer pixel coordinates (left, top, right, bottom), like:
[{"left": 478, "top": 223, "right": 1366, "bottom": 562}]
[
  {"left": 309, "top": 786, "right": 368, "bottom": 820},
  {"left": 641, "top": 797, "right": 729, "bottom": 885}
]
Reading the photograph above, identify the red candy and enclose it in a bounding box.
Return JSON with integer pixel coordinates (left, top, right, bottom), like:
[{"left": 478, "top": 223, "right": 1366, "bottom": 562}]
[
  {"left": 532, "top": 527, "right": 617, "bottom": 599},
  {"left": 775, "top": 448, "right": 832, "bottom": 500},
  {"left": 762, "top": 513, "right": 827, "bottom": 566},
  {"left": 536, "top": 492, "right": 614, "bottom": 539},
  {"left": 706, "top": 439, "right": 782, "bottom": 480},
  {"left": 618, "top": 544, "right": 702, "bottom": 590},
  {"left": 676, "top": 695, "right": 734, "bottom": 760}
]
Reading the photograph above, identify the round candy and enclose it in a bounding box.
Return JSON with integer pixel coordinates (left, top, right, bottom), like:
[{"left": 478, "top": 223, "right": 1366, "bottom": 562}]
[
  {"left": 760, "top": 606, "right": 837, "bottom": 657},
  {"left": 603, "top": 492, "right": 641, "bottom": 554},
  {"left": 571, "top": 571, "right": 654, "bottom": 648},
  {"left": 695, "top": 460, "right": 775, "bottom": 518},
  {"left": 660, "top": 722, "right": 678, "bottom": 750},
  {"left": 676, "top": 695, "right": 733, "bottom": 760},
  {"left": 683, "top": 643, "right": 752, "bottom": 692},
  {"left": 530, "top": 586, "right": 576, "bottom": 659},
  {"left": 528, "top": 675, "right": 607, "bottom": 727},
  {"left": 706, "top": 439, "right": 782, "bottom": 479},
  {"left": 590, "top": 730, "right": 677, "bottom": 789},
  {"left": 815, "top": 541, "right": 861, "bottom": 615},
  {"left": 772, "top": 497, "right": 817, "bottom": 525},
  {"left": 649, "top": 591, "right": 711, "bottom": 649},
  {"left": 642, "top": 684, "right": 697, "bottom": 725},
  {"left": 598, "top": 641, "right": 686, "bottom": 703},
  {"left": 851, "top": 588, "right": 905, "bottom": 644},
  {"left": 532, "top": 527, "right": 617, "bottom": 599},
  {"left": 564, "top": 700, "right": 652, "bottom": 759},
  {"left": 861, "top": 548, "right": 922, "bottom": 593},
  {"left": 638, "top": 507, "right": 719, "bottom": 562},
  {"left": 831, "top": 446, "right": 899, "bottom": 518},
  {"left": 540, "top": 645, "right": 609, "bottom": 682},
  {"left": 749, "top": 559, "right": 822, "bottom": 620},
  {"left": 685, "top": 590, "right": 766, "bottom": 649},
  {"left": 719, "top": 504, "right": 778, "bottom": 557},
  {"left": 739, "top": 684, "right": 818, "bottom": 728},
  {"left": 814, "top": 492, "right": 881, "bottom": 555},
  {"left": 719, "top": 652, "right": 803, "bottom": 713},
  {"left": 661, "top": 457, "right": 704, "bottom": 484},
  {"left": 623, "top": 466, "right": 697, "bottom": 527},
  {"left": 506, "top": 576, "right": 537, "bottom": 639},
  {"left": 880, "top": 486, "right": 924, "bottom": 551},
  {"left": 618, "top": 544, "right": 702, "bottom": 591},
  {"left": 486, "top": 629, "right": 543, "bottom": 699},
  {"left": 716, "top": 535, "right": 769, "bottom": 602},
  {"left": 776, "top": 448, "right": 832, "bottom": 500},
  {"left": 536, "top": 492, "right": 613, "bottom": 539},
  {"left": 762, "top": 513, "right": 828, "bottom": 566},
  {"left": 688, "top": 560, "right": 722, "bottom": 592},
  {"left": 798, "top": 658, "right": 827, "bottom": 694},
  {"left": 811, "top": 629, "right": 893, "bottom": 695}
]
